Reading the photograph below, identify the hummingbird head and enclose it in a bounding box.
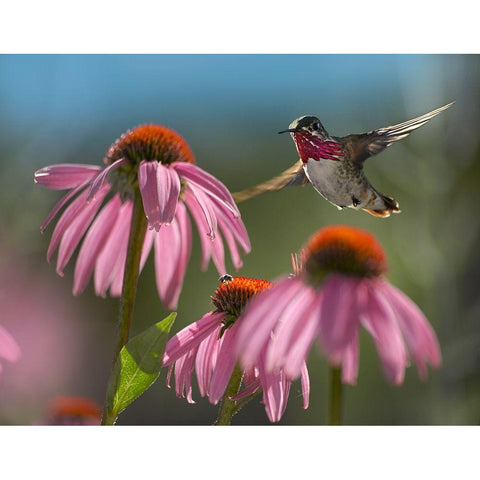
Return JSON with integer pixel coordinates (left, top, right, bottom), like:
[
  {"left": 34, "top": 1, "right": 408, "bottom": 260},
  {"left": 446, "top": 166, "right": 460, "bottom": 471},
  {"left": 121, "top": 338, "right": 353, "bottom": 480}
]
[{"left": 278, "top": 116, "right": 329, "bottom": 139}]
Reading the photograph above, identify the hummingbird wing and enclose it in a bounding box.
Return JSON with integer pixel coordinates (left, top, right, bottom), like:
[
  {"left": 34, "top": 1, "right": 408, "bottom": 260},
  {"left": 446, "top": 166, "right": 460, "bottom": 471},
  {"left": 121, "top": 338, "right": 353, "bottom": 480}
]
[
  {"left": 344, "top": 102, "right": 454, "bottom": 164},
  {"left": 232, "top": 159, "right": 308, "bottom": 203}
]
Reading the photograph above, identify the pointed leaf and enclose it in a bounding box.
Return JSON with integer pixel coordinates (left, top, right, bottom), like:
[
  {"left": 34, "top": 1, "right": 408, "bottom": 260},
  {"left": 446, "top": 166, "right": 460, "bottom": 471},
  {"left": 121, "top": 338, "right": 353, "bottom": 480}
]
[{"left": 105, "top": 312, "right": 176, "bottom": 423}]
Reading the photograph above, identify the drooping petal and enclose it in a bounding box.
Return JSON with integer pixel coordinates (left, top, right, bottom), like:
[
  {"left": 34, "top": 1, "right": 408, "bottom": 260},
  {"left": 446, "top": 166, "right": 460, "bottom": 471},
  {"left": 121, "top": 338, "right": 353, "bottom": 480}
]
[
  {"left": 173, "top": 348, "right": 197, "bottom": 404},
  {"left": 186, "top": 183, "right": 217, "bottom": 240},
  {"left": 153, "top": 222, "right": 181, "bottom": 310},
  {"left": 319, "top": 274, "right": 362, "bottom": 355},
  {"left": 138, "top": 160, "right": 162, "bottom": 232},
  {"left": 213, "top": 202, "right": 251, "bottom": 254},
  {"left": 87, "top": 158, "right": 127, "bottom": 201},
  {"left": 341, "top": 329, "right": 359, "bottom": 385},
  {"left": 56, "top": 186, "right": 109, "bottom": 276},
  {"left": 40, "top": 180, "right": 91, "bottom": 234},
  {"left": 235, "top": 276, "right": 304, "bottom": 369},
  {"left": 139, "top": 228, "right": 155, "bottom": 272},
  {"left": 0, "top": 325, "right": 21, "bottom": 363},
  {"left": 265, "top": 285, "right": 318, "bottom": 374},
  {"left": 156, "top": 163, "right": 180, "bottom": 225},
  {"left": 163, "top": 312, "right": 226, "bottom": 365},
  {"left": 361, "top": 282, "right": 409, "bottom": 385},
  {"left": 195, "top": 325, "right": 223, "bottom": 397},
  {"left": 208, "top": 322, "right": 241, "bottom": 405},
  {"left": 217, "top": 212, "right": 243, "bottom": 270},
  {"left": 379, "top": 280, "right": 441, "bottom": 380},
  {"left": 73, "top": 195, "right": 121, "bottom": 295},
  {"left": 300, "top": 363, "right": 310, "bottom": 409},
  {"left": 34, "top": 164, "right": 101, "bottom": 190},
  {"left": 173, "top": 162, "right": 240, "bottom": 217},
  {"left": 94, "top": 201, "right": 132, "bottom": 297},
  {"left": 229, "top": 367, "right": 261, "bottom": 402}
]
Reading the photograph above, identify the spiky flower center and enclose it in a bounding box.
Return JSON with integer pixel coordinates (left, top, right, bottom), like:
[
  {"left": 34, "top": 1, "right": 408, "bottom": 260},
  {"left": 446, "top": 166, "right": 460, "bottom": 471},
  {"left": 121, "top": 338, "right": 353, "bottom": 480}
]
[
  {"left": 211, "top": 276, "right": 272, "bottom": 318},
  {"left": 104, "top": 124, "right": 195, "bottom": 166},
  {"left": 303, "top": 225, "right": 387, "bottom": 284}
]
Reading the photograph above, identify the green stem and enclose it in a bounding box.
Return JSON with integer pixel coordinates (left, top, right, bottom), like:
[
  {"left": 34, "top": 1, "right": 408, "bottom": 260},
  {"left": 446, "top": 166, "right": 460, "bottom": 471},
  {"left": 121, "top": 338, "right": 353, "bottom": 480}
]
[
  {"left": 101, "top": 190, "right": 148, "bottom": 425},
  {"left": 328, "top": 366, "right": 343, "bottom": 425},
  {"left": 214, "top": 365, "right": 244, "bottom": 425}
]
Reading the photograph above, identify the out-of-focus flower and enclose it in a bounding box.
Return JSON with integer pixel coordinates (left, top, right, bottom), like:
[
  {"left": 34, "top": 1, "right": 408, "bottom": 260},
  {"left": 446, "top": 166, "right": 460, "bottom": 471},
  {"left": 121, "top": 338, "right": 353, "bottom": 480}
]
[
  {"left": 34, "top": 125, "right": 250, "bottom": 309},
  {"left": 236, "top": 225, "right": 441, "bottom": 386},
  {"left": 0, "top": 325, "right": 20, "bottom": 381},
  {"left": 162, "top": 276, "right": 310, "bottom": 423},
  {"left": 38, "top": 397, "right": 102, "bottom": 425}
]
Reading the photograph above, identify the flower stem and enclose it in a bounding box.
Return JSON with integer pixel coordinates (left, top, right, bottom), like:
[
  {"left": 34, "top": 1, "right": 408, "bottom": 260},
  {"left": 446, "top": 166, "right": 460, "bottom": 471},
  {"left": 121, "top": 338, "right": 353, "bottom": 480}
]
[
  {"left": 328, "top": 366, "right": 343, "bottom": 425},
  {"left": 214, "top": 365, "right": 244, "bottom": 426},
  {"left": 101, "top": 190, "right": 148, "bottom": 425}
]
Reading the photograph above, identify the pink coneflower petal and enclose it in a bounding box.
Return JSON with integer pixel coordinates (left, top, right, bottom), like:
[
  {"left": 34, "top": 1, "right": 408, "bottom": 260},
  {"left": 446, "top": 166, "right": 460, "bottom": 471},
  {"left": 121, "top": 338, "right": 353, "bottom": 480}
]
[
  {"left": 229, "top": 368, "right": 261, "bottom": 402},
  {"left": 156, "top": 163, "right": 181, "bottom": 225},
  {"left": 0, "top": 325, "right": 21, "bottom": 363},
  {"left": 300, "top": 362, "right": 310, "bottom": 409},
  {"left": 236, "top": 276, "right": 304, "bottom": 369},
  {"left": 341, "top": 329, "right": 359, "bottom": 385},
  {"left": 186, "top": 183, "right": 217, "bottom": 240},
  {"left": 209, "top": 230, "right": 226, "bottom": 275},
  {"left": 138, "top": 160, "right": 163, "bottom": 232},
  {"left": 361, "top": 283, "right": 409, "bottom": 385},
  {"left": 208, "top": 322, "right": 241, "bottom": 405},
  {"left": 195, "top": 325, "right": 223, "bottom": 397},
  {"left": 319, "top": 274, "right": 362, "bottom": 355},
  {"left": 34, "top": 164, "right": 102, "bottom": 190},
  {"left": 94, "top": 201, "right": 132, "bottom": 297},
  {"left": 163, "top": 312, "right": 227, "bottom": 365},
  {"left": 40, "top": 180, "right": 92, "bottom": 234},
  {"left": 140, "top": 228, "right": 155, "bottom": 272},
  {"left": 379, "top": 281, "right": 442, "bottom": 379},
  {"left": 173, "top": 163, "right": 240, "bottom": 217},
  {"left": 217, "top": 213, "right": 243, "bottom": 269},
  {"left": 87, "top": 158, "right": 127, "bottom": 201},
  {"left": 265, "top": 285, "right": 318, "bottom": 374},
  {"left": 56, "top": 186, "right": 110, "bottom": 276},
  {"left": 183, "top": 190, "right": 214, "bottom": 270},
  {"left": 281, "top": 295, "right": 323, "bottom": 380},
  {"left": 73, "top": 195, "right": 122, "bottom": 295},
  {"left": 174, "top": 348, "right": 197, "bottom": 403},
  {"left": 214, "top": 203, "right": 251, "bottom": 253}
]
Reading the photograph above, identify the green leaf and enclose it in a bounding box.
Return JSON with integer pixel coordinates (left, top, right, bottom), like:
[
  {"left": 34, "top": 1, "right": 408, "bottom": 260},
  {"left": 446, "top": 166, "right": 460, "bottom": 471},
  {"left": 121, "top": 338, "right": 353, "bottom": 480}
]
[{"left": 104, "top": 312, "right": 176, "bottom": 424}]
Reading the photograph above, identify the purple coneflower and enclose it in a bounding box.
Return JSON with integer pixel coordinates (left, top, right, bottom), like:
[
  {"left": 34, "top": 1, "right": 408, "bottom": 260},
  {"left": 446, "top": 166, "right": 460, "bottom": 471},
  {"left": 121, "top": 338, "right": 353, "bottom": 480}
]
[
  {"left": 34, "top": 125, "right": 250, "bottom": 309},
  {"left": 162, "top": 276, "right": 310, "bottom": 424},
  {"left": 236, "top": 225, "right": 441, "bottom": 387},
  {"left": 0, "top": 325, "right": 20, "bottom": 380}
]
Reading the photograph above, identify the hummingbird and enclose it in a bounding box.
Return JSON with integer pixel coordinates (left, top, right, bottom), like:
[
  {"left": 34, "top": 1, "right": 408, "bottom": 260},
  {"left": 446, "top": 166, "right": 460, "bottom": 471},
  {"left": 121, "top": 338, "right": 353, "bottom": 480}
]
[{"left": 232, "top": 102, "right": 454, "bottom": 217}]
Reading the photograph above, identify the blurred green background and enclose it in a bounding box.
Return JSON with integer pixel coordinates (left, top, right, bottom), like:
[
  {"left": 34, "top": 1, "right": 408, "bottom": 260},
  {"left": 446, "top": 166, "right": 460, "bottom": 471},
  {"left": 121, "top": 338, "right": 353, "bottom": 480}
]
[{"left": 0, "top": 54, "right": 479, "bottom": 425}]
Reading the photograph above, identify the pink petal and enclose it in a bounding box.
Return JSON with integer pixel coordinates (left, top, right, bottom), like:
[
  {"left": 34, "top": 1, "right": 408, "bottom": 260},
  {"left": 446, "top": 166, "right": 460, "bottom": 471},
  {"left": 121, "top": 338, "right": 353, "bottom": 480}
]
[
  {"left": 195, "top": 325, "right": 223, "bottom": 397},
  {"left": 87, "top": 158, "right": 127, "bottom": 201},
  {"left": 173, "top": 348, "right": 197, "bottom": 404},
  {"left": 213, "top": 202, "right": 251, "bottom": 253},
  {"left": 235, "top": 276, "right": 304, "bottom": 369},
  {"left": 361, "top": 282, "right": 409, "bottom": 385},
  {"left": 173, "top": 162, "right": 240, "bottom": 217},
  {"left": 34, "top": 164, "right": 101, "bottom": 190},
  {"left": 156, "top": 164, "right": 180, "bottom": 225},
  {"left": 153, "top": 222, "right": 182, "bottom": 310},
  {"left": 300, "top": 363, "right": 310, "bottom": 409},
  {"left": 163, "top": 312, "right": 225, "bottom": 365},
  {"left": 139, "top": 228, "right": 155, "bottom": 272},
  {"left": 186, "top": 183, "right": 217, "bottom": 240},
  {"left": 341, "top": 330, "right": 359, "bottom": 385},
  {"left": 0, "top": 325, "right": 21, "bottom": 363},
  {"left": 40, "top": 180, "right": 91, "bottom": 234},
  {"left": 319, "top": 274, "right": 362, "bottom": 355},
  {"left": 94, "top": 201, "right": 132, "bottom": 297},
  {"left": 138, "top": 160, "right": 162, "bottom": 232},
  {"left": 208, "top": 321, "right": 242, "bottom": 405},
  {"left": 265, "top": 285, "right": 318, "bottom": 374},
  {"left": 73, "top": 195, "right": 121, "bottom": 295},
  {"left": 56, "top": 186, "right": 109, "bottom": 276},
  {"left": 379, "top": 281, "right": 441, "bottom": 380},
  {"left": 217, "top": 212, "right": 243, "bottom": 270}
]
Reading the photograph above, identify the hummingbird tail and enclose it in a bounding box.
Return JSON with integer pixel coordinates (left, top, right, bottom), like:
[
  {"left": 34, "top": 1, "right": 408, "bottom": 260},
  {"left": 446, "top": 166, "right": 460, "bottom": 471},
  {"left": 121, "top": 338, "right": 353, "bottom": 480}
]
[{"left": 363, "top": 194, "right": 401, "bottom": 218}]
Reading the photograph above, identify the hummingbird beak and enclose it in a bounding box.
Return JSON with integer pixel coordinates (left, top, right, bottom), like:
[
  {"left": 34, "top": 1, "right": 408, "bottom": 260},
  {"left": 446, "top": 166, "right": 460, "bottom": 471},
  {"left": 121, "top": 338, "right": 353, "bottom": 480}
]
[{"left": 278, "top": 128, "right": 298, "bottom": 134}]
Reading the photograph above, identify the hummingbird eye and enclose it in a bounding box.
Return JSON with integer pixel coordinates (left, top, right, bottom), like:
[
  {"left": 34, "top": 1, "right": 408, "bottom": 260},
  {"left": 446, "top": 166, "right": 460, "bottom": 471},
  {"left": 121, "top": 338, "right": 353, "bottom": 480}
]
[{"left": 311, "top": 122, "right": 320, "bottom": 131}]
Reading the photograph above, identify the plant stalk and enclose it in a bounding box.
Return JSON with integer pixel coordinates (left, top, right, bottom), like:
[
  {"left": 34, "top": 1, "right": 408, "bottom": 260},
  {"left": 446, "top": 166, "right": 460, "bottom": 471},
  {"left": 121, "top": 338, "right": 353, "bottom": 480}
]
[
  {"left": 328, "top": 366, "right": 343, "bottom": 425},
  {"left": 214, "top": 365, "right": 244, "bottom": 425}
]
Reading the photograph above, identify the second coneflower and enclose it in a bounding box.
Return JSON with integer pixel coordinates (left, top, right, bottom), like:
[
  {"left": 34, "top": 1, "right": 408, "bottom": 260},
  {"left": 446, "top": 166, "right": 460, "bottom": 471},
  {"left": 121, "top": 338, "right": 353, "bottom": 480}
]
[
  {"left": 236, "top": 225, "right": 441, "bottom": 398},
  {"left": 34, "top": 124, "right": 250, "bottom": 310},
  {"left": 162, "top": 276, "right": 310, "bottom": 424}
]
